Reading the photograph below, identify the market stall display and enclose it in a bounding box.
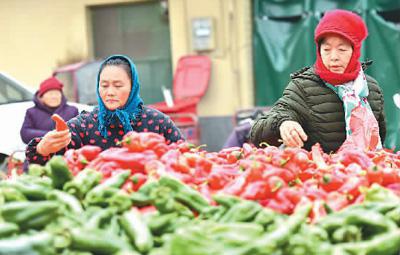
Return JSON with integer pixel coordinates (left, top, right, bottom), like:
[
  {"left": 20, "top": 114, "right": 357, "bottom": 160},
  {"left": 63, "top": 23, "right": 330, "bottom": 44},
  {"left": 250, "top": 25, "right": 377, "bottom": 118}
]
[{"left": 1, "top": 131, "right": 400, "bottom": 254}]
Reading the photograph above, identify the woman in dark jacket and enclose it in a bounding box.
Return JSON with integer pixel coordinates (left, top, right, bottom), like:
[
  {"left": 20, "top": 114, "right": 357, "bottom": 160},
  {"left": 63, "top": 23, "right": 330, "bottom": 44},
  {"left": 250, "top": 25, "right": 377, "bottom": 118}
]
[
  {"left": 26, "top": 55, "right": 183, "bottom": 165},
  {"left": 250, "top": 9, "right": 386, "bottom": 153},
  {"left": 20, "top": 77, "right": 79, "bottom": 144}
]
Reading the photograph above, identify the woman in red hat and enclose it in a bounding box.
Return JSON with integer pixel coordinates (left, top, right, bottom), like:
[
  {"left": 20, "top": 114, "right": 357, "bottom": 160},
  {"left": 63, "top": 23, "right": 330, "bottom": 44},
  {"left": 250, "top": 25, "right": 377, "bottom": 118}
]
[
  {"left": 250, "top": 9, "right": 386, "bottom": 152},
  {"left": 20, "top": 77, "right": 79, "bottom": 144}
]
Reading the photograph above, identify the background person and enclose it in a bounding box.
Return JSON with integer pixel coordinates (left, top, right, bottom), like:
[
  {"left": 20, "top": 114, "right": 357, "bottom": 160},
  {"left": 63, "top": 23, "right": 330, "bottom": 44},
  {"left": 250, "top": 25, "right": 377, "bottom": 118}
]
[{"left": 20, "top": 77, "right": 79, "bottom": 144}]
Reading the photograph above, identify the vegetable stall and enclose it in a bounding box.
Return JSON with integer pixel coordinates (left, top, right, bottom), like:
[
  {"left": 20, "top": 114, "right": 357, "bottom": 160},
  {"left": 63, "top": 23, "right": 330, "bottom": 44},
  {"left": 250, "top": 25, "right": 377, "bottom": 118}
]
[{"left": 0, "top": 131, "right": 399, "bottom": 254}]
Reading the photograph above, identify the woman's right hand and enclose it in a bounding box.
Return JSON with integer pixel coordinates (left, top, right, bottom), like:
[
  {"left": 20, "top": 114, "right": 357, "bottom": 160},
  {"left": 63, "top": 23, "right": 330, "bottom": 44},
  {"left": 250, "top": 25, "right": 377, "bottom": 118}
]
[
  {"left": 279, "top": 120, "right": 308, "bottom": 148},
  {"left": 36, "top": 129, "right": 71, "bottom": 156}
]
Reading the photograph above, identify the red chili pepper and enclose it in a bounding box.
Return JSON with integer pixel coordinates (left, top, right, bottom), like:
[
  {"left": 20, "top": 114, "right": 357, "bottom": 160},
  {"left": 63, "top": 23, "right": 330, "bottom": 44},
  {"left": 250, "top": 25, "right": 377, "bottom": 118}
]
[
  {"left": 171, "top": 157, "right": 192, "bottom": 174},
  {"left": 51, "top": 114, "right": 68, "bottom": 131},
  {"left": 97, "top": 161, "right": 120, "bottom": 179},
  {"left": 198, "top": 183, "right": 214, "bottom": 204},
  {"left": 122, "top": 173, "right": 147, "bottom": 193},
  {"left": 99, "top": 148, "right": 157, "bottom": 173},
  {"left": 122, "top": 131, "right": 166, "bottom": 153},
  {"left": 240, "top": 181, "right": 270, "bottom": 200},
  {"left": 371, "top": 153, "right": 387, "bottom": 165},
  {"left": 265, "top": 196, "right": 294, "bottom": 214},
  {"left": 277, "top": 187, "right": 303, "bottom": 206},
  {"left": 262, "top": 164, "right": 295, "bottom": 184},
  {"left": 77, "top": 145, "right": 102, "bottom": 161},
  {"left": 303, "top": 179, "right": 327, "bottom": 201},
  {"left": 325, "top": 191, "right": 349, "bottom": 212},
  {"left": 381, "top": 167, "right": 399, "bottom": 186},
  {"left": 242, "top": 143, "right": 254, "bottom": 157},
  {"left": 221, "top": 174, "right": 247, "bottom": 196},
  {"left": 311, "top": 143, "right": 328, "bottom": 170},
  {"left": 320, "top": 173, "right": 345, "bottom": 192},
  {"left": 336, "top": 149, "right": 372, "bottom": 170},
  {"left": 298, "top": 168, "right": 316, "bottom": 182},
  {"left": 283, "top": 148, "right": 311, "bottom": 175},
  {"left": 338, "top": 176, "right": 369, "bottom": 202},
  {"left": 207, "top": 165, "right": 239, "bottom": 190},
  {"left": 366, "top": 165, "right": 383, "bottom": 184}
]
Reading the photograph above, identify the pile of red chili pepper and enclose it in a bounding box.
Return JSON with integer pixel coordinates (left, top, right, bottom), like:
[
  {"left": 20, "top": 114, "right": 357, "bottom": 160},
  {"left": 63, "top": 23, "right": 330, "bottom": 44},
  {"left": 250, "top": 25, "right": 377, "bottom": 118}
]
[{"left": 62, "top": 131, "right": 400, "bottom": 221}]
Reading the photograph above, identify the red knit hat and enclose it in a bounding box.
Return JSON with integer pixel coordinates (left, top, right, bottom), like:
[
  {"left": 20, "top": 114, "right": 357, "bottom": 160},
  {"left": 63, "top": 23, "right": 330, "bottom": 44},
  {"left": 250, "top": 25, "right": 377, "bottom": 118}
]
[
  {"left": 38, "top": 77, "right": 63, "bottom": 97},
  {"left": 314, "top": 9, "right": 368, "bottom": 85}
]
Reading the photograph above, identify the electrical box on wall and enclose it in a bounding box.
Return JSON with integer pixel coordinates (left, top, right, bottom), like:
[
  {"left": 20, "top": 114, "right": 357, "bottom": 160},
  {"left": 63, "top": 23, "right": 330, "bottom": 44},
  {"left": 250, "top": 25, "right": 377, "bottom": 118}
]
[{"left": 191, "top": 17, "right": 215, "bottom": 51}]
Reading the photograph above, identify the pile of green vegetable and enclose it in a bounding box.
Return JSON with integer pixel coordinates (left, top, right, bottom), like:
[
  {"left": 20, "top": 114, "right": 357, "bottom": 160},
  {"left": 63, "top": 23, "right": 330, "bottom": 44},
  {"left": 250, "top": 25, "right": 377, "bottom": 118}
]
[{"left": 0, "top": 156, "right": 399, "bottom": 255}]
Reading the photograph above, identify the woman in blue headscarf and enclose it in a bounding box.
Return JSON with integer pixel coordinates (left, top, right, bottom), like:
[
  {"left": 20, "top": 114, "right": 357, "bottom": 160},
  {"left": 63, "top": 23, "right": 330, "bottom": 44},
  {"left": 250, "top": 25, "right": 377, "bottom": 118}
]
[{"left": 26, "top": 55, "right": 183, "bottom": 164}]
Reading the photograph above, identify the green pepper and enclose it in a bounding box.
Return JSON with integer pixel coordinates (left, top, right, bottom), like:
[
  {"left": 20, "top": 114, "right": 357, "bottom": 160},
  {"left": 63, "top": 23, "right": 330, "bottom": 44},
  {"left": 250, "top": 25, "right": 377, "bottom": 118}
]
[
  {"left": 318, "top": 209, "right": 397, "bottom": 238},
  {"left": 158, "top": 176, "right": 210, "bottom": 213},
  {"left": 130, "top": 191, "right": 153, "bottom": 207},
  {"left": 212, "top": 194, "right": 241, "bottom": 208},
  {"left": 253, "top": 208, "right": 279, "bottom": 228},
  {"left": 218, "top": 200, "right": 262, "bottom": 223},
  {"left": 137, "top": 179, "right": 159, "bottom": 196},
  {"left": 0, "top": 201, "right": 59, "bottom": 229},
  {"left": 84, "top": 187, "right": 132, "bottom": 212},
  {"left": 332, "top": 225, "right": 362, "bottom": 243},
  {"left": 199, "top": 206, "right": 226, "bottom": 221},
  {"left": 0, "top": 187, "right": 27, "bottom": 202},
  {"left": 108, "top": 190, "right": 133, "bottom": 212},
  {"left": 18, "top": 174, "right": 53, "bottom": 188},
  {"left": 86, "top": 207, "right": 118, "bottom": 229},
  {"left": 24, "top": 210, "right": 59, "bottom": 230},
  {"left": 63, "top": 168, "right": 102, "bottom": 199},
  {"left": 364, "top": 183, "right": 400, "bottom": 204},
  {"left": 107, "top": 215, "right": 122, "bottom": 236},
  {"left": 120, "top": 209, "right": 154, "bottom": 253},
  {"left": 47, "top": 155, "right": 73, "bottom": 189},
  {"left": 92, "top": 170, "right": 130, "bottom": 190},
  {"left": 335, "top": 229, "right": 400, "bottom": 255},
  {"left": 28, "top": 164, "right": 49, "bottom": 177},
  {"left": 0, "top": 178, "right": 51, "bottom": 200},
  {"left": 47, "top": 190, "right": 84, "bottom": 214},
  {"left": 343, "top": 201, "right": 398, "bottom": 214},
  {"left": 386, "top": 206, "right": 400, "bottom": 227},
  {"left": 69, "top": 227, "right": 128, "bottom": 254},
  {"left": 0, "top": 222, "right": 19, "bottom": 238},
  {"left": 147, "top": 212, "right": 178, "bottom": 235},
  {"left": 242, "top": 202, "right": 312, "bottom": 253},
  {"left": 85, "top": 187, "right": 120, "bottom": 207},
  {"left": 207, "top": 222, "right": 264, "bottom": 246},
  {"left": 0, "top": 231, "right": 55, "bottom": 255},
  {"left": 151, "top": 186, "right": 194, "bottom": 218},
  {"left": 83, "top": 170, "right": 131, "bottom": 208}
]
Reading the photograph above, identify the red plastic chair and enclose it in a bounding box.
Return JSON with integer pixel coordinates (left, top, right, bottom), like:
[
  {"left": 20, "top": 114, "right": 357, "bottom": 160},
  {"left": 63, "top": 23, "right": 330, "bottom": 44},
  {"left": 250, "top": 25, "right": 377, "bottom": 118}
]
[{"left": 150, "top": 55, "right": 211, "bottom": 144}]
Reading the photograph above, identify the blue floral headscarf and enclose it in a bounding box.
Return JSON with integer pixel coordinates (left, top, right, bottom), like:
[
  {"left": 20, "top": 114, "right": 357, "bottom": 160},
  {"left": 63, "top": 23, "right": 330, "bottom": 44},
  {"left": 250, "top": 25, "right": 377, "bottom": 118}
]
[{"left": 96, "top": 54, "right": 144, "bottom": 138}]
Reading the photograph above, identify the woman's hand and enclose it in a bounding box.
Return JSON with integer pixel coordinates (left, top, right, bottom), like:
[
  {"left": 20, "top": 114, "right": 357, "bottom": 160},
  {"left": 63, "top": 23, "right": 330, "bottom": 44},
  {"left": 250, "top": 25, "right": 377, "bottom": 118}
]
[
  {"left": 37, "top": 130, "right": 71, "bottom": 156},
  {"left": 279, "top": 120, "right": 308, "bottom": 148}
]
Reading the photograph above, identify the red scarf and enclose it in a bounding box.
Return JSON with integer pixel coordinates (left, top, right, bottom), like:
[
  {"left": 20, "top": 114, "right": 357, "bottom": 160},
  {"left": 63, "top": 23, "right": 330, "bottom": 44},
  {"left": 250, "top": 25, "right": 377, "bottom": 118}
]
[{"left": 314, "top": 10, "right": 368, "bottom": 85}]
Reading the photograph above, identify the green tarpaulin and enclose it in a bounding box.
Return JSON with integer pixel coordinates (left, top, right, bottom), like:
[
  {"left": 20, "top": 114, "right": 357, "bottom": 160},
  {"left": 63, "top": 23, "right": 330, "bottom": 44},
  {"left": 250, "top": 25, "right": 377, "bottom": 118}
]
[{"left": 253, "top": 0, "right": 400, "bottom": 149}]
